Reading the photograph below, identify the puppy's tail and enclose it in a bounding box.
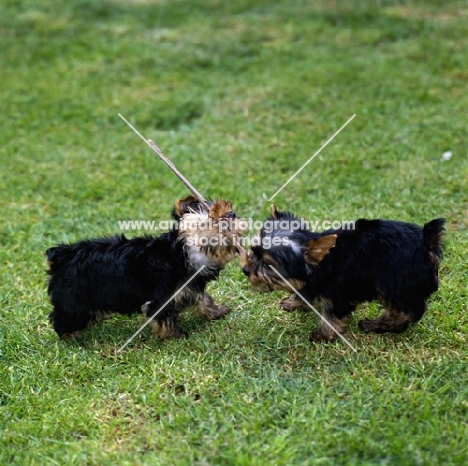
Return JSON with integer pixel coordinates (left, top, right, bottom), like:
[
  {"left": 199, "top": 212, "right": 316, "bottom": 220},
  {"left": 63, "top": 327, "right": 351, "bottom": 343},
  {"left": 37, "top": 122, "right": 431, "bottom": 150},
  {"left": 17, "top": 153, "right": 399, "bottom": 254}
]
[{"left": 423, "top": 218, "right": 445, "bottom": 268}]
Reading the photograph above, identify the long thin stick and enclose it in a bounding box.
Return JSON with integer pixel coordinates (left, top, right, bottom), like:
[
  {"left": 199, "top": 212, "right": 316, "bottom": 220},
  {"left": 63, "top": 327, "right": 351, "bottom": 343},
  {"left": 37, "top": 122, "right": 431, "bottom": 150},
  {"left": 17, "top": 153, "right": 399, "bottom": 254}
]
[
  {"left": 147, "top": 139, "right": 210, "bottom": 211},
  {"left": 118, "top": 113, "right": 211, "bottom": 211}
]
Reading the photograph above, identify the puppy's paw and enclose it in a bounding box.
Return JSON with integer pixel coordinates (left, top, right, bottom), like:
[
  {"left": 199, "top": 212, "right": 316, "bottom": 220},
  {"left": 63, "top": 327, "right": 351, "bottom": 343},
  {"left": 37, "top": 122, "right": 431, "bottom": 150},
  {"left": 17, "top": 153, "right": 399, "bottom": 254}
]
[
  {"left": 173, "top": 329, "right": 188, "bottom": 339},
  {"left": 207, "top": 305, "right": 231, "bottom": 320},
  {"left": 149, "top": 319, "right": 186, "bottom": 340},
  {"left": 358, "top": 319, "right": 373, "bottom": 333},
  {"left": 279, "top": 296, "right": 304, "bottom": 312},
  {"left": 358, "top": 317, "right": 410, "bottom": 334},
  {"left": 309, "top": 331, "right": 337, "bottom": 343}
]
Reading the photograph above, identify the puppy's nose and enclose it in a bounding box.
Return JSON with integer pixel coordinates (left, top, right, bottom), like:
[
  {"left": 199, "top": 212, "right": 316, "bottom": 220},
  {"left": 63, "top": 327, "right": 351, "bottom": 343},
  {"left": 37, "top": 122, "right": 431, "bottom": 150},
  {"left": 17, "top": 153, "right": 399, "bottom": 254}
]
[
  {"left": 224, "top": 211, "right": 236, "bottom": 219},
  {"left": 242, "top": 266, "right": 250, "bottom": 276}
]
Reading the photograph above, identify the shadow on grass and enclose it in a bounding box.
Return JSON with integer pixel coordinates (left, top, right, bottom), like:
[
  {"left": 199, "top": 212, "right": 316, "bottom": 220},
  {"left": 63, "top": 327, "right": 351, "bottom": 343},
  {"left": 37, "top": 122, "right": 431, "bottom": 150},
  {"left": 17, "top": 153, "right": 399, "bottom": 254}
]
[{"left": 55, "top": 309, "right": 214, "bottom": 350}]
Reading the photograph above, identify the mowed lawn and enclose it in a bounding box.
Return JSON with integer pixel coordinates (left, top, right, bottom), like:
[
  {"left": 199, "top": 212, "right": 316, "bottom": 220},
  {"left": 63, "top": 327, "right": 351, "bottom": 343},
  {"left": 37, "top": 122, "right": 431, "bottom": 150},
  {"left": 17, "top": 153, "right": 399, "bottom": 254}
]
[{"left": 1, "top": 0, "right": 467, "bottom": 464}]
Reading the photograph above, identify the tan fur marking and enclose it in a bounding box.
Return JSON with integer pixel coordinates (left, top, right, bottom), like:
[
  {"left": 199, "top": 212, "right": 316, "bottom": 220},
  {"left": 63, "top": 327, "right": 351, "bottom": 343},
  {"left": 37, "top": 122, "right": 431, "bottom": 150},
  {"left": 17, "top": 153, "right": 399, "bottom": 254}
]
[
  {"left": 209, "top": 200, "right": 234, "bottom": 219},
  {"left": 61, "top": 330, "right": 84, "bottom": 340},
  {"left": 174, "top": 287, "right": 201, "bottom": 308},
  {"left": 95, "top": 311, "right": 112, "bottom": 322},
  {"left": 247, "top": 270, "right": 305, "bottom": 292},
  {"left": 270, "top": 204, "right": 278, "bottom": 219},
  {"left": 358, "top": 304, "right": 414, "bottom": 333},
  {"left": 148, "top": 319, "right": 184, "bottom": 340},
  {"left": 239, "top": 247, "right": 250, "bottom": 269},
  {"left": 279, "top": 294, "right": 305, "bottom": 311},
  {"left": 304, "top": 234, "right": 337, "bottom": 264},
  {"left": 196, "top": 293, "right": 231, "bottom": 319},
  {"left": 262, "top": 253, "right": 279, "bottom": 268},
  {"left": 313, "top": 314, "right": 352, "bottom": 342}
]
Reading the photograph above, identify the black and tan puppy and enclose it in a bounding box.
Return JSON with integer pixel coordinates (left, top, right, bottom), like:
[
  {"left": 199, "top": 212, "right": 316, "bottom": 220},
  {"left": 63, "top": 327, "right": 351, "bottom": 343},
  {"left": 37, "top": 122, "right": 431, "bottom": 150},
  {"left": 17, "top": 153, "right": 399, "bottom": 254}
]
[
  {"left": 241, "top": 205, "right": 445, "bottom": 342},
  {"left": 46, "top": 195, "right": 245, "bottom": 340}
]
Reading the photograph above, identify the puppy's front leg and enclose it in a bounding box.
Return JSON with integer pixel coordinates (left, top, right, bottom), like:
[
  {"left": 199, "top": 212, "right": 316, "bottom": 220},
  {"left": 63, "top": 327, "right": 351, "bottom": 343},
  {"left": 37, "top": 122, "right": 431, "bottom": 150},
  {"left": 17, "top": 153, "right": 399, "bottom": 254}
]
[
  {"left": 310, "top": 299, "right": 354, "bottom": 342},
  {"left": 142, "top": 300, "right": 186, "bottom": 339},
  {"left": 195, "top": 292, "right": 231, "bottom": 320},
  {"left": 279, "top": 294, "right": 306, "bottom": 312}
]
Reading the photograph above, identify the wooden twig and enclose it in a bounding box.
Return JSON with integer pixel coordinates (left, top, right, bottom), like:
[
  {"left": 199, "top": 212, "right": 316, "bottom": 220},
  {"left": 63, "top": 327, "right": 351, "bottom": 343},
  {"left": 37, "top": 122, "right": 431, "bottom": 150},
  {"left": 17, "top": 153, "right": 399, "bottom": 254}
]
[
  {"left": 118, "top": 113, "right": 211, "bottom": 211},
  {"left": 147, "top": 139, "right": 211, "bottom": 212}
]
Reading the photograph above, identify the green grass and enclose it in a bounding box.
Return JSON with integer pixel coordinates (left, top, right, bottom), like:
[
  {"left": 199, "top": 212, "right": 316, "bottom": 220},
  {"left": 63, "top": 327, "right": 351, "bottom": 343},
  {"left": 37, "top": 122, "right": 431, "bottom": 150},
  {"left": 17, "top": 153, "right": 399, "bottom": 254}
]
[{"left": 1, "top": 0, "right": 468, "bottom": 464}]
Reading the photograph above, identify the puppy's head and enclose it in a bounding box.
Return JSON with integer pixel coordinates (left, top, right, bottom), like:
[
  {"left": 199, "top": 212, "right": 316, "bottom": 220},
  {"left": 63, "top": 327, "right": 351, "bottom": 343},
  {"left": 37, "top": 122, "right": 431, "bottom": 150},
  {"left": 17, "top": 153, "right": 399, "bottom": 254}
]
[
  {"left": 241, "top": 205, "right": 336, "bottom": 292},
  {"left": 174, "top": 195, "right": 246, "bottom": 267},
  {"left": 172, "top": 195, "right": 236, "bottom": 221}
]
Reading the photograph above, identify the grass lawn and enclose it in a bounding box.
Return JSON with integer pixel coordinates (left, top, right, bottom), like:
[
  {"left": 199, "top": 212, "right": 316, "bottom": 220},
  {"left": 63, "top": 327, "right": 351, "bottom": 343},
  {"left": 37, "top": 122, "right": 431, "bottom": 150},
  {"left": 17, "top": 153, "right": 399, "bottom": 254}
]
[{"left": 1, "top": 0, "right": 467, "bottom": 464}]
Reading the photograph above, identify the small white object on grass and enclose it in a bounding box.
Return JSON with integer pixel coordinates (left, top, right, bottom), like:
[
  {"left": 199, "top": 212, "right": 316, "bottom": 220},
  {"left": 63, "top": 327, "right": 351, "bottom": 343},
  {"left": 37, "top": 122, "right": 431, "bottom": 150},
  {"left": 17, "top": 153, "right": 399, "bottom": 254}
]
[{"left": 442, "top": 151, "right": 453, "bottom": 161}]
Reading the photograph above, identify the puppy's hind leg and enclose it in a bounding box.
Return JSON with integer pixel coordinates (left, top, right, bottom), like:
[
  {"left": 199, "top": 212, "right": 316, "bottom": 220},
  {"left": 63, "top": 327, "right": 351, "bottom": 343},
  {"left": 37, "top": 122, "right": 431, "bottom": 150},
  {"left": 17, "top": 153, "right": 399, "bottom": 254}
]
[{"left": 358, "top": 298, "right": 426, "bottom": 334}]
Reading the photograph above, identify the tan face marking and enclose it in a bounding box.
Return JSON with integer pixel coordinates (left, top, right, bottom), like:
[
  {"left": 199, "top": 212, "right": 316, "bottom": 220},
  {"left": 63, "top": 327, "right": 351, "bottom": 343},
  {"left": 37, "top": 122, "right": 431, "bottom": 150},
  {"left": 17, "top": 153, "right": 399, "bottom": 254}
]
[{"left": 242, "top": 250, "right": 305, "bottom": 292}]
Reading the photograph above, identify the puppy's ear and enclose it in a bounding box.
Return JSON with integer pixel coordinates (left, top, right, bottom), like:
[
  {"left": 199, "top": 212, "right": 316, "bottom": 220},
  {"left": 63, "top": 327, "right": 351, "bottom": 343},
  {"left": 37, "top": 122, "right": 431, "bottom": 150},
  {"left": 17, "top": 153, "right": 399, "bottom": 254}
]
[
  {"left": 270, "top": 204, "right": 278, "bottom": 219},
  {"left": 174, "top": 195, "right": 199, "bottom": 217},
  {"left": 209, "top": 200, "right": 234, "bottom": 219},
  {"left": 304, "top": 234, "right": 337, "bottom": 264}
]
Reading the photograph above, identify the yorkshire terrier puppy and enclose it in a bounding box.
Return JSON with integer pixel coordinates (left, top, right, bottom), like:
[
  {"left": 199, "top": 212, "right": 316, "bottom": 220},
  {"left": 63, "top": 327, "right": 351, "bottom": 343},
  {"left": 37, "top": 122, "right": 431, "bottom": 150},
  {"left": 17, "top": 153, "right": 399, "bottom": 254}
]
[
  {"left": 46, "top": 195, "right": 245, "bottom": 340},
  {"left": 241, "top": 205, "right": 445, "bottom": 342}
]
